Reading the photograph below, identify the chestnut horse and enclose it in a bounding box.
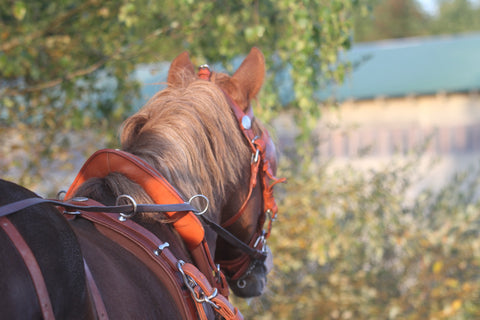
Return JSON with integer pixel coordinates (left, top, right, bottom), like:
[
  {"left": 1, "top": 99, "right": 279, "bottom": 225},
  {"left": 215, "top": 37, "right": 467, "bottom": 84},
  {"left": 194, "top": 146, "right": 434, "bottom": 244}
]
[{"left": 0, "top": 48, "right": 284, "bottom": 319}]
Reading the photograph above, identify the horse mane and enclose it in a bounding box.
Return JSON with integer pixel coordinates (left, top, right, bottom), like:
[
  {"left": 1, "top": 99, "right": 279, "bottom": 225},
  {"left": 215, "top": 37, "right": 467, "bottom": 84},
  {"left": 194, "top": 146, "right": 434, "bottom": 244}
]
[{"left": 77, "top": 72, "right": 253, "bottom": 223}]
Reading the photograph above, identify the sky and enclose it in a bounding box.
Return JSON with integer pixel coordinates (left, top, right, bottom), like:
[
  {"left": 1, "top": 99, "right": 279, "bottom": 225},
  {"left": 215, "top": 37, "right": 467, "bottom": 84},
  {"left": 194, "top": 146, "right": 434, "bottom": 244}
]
[
  {"left": 418, "top": 0, "right": 437, "bottom": 14},
  {"left": 419, "top": 0, "right": 480, "bottom": 14}
]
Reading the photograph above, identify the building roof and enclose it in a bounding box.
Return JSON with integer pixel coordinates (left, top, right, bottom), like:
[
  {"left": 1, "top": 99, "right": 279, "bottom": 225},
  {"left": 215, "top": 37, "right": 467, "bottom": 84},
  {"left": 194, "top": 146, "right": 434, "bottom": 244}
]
[{"left": 330, "top": 32, "right": 480, "bottom": 101}]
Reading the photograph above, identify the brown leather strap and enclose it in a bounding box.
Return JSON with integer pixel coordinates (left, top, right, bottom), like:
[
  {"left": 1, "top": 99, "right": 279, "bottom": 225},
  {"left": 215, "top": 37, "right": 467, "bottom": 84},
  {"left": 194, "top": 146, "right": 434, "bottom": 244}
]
[
  {"left": 63, "top": 149, "right": 228, "bottom": 294},
  {"left": 0, "top": 217, "right": 55, "bottom": 320},
  {"left": 71, "top": 200, "right": 198, "bottom": 319},
  {"left": 71, "top": 199, "right": 242, "bottom": 319},
  {"left": 83, "top": 260, "right": 109, "bottom": 319}
]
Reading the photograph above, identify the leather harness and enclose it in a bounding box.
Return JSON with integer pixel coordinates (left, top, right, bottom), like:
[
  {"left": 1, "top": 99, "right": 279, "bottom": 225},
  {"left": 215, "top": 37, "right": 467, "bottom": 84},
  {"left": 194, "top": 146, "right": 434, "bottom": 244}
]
[
  {"left": 199, "top": 65, "right": 286, "bottom": 281},
  {"left": 0, "top": 65, "right": 285, "bottom": 319},
  {"left": 0, "top": 194, "right": 240, "bottom": 319}
]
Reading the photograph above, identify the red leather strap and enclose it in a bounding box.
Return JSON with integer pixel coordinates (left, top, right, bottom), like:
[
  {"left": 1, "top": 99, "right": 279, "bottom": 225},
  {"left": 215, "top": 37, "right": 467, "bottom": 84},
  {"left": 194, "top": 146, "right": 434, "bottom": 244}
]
[{"left": 0, "top": 217, "right": 55, "bottom": 320}]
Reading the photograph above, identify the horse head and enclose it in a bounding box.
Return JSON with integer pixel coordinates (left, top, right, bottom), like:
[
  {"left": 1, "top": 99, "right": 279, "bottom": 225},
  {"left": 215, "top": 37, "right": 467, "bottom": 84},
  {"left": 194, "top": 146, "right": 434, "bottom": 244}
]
[
  {"left": 76, "top": 48, "right": 283, "bottom": 300},
  {"left": 166, "top": 48, "right": 284, "bottom": 297}
]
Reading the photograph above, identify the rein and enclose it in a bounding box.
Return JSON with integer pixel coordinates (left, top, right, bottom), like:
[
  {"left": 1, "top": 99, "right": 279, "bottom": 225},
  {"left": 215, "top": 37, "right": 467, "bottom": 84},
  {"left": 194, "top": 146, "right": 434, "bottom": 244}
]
[
  {"left": 0, "top": 197, "right": 198, "bottom": 219},
  {"left": 0, "top": 195, "right": 266, "bottom": 262}
]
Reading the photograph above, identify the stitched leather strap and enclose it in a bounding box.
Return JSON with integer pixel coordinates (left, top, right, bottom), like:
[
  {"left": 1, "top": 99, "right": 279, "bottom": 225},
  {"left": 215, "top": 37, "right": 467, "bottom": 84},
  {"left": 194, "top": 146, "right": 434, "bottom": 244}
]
[
  {"left": 71, "top": 199, "right": 242, "bottom": 319},
  {"left": 72, "top": 201, "right": 197, "bottom": 319},
  {"left": 0, "top": 217, "right": 55, "bottom": 320}
]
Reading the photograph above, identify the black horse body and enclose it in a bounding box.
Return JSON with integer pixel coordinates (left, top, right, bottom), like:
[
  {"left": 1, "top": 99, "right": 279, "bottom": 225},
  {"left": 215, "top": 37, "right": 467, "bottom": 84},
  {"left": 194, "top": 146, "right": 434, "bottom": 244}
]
[
  {"left": 0, "top": 179, "right": 95, "bottom": 319},
  {"left": 0, "top": 179, "right": 195, "bottom": 319}
]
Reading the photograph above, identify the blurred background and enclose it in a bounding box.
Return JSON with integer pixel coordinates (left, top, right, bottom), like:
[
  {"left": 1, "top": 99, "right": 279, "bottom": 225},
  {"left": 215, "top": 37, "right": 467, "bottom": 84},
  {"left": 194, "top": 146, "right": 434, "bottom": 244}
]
[{"left": 2, "top": 0, "right": 480, "bottom": 318}]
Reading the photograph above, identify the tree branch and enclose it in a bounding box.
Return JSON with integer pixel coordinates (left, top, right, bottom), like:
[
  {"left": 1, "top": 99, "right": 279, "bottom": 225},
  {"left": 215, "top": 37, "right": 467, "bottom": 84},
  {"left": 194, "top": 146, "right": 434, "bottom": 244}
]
[
  {"left": 2, "top": 58, "right": 108, "bottom": 96},
  {"left": 1, "top": 26, "right": 171, "bottom": 97},
  {"left": 0, "top": 0, "right": 98, "bottom": 52}
]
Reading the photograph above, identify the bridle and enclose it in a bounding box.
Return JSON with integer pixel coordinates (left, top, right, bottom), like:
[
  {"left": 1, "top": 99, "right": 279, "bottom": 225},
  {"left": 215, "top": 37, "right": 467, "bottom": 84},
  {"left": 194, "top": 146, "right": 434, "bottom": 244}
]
[{"left": 198, "top": 65, "right": 286, "bottom": 284}]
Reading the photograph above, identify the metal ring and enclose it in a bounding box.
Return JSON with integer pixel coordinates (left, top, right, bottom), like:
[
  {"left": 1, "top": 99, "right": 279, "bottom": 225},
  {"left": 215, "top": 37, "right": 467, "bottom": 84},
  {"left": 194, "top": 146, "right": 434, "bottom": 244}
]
[
  {"left": 116, "top": 194, "right": 137, "bottom": 221},
  {"left": 56, "top": 190, "right": 66, "bottom": 200},
  {"left": 237, "top": 279, "right": 247, "bottom": 289},
  {"left": 188, "top": 194, "right": 209, "bottom": 216}
]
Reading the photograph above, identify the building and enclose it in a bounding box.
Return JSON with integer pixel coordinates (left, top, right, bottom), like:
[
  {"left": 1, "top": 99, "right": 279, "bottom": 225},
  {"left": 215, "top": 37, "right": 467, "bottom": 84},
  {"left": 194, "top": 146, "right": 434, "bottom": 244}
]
[{"left": 315, "top": 32, "right": 480, "bottom": 190}]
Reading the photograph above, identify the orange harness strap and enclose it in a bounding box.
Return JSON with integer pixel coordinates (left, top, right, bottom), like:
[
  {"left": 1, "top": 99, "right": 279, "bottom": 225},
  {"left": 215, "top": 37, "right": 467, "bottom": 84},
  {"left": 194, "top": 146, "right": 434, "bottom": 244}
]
[
  {"left": 65, "top": 149, "right": 205, "bottom": 250},
  {"left": 65, "top": 149, "right": 227, "bottom": 296}
]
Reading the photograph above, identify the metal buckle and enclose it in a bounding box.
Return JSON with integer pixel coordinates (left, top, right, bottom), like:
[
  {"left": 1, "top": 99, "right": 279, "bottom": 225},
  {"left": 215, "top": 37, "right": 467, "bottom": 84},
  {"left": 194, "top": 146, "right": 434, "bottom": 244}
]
[
  {"left": 177, "top": 260, "right": 220, "bottom": 309},
  {"left": 251, "top": 148, "right": 260, "bottom": 163},
  {"left": 251, "top": 136, "right": 260, "bottom": 163},
  {"left": 254, "top": 232, "right": 267, "bottom": 252}
]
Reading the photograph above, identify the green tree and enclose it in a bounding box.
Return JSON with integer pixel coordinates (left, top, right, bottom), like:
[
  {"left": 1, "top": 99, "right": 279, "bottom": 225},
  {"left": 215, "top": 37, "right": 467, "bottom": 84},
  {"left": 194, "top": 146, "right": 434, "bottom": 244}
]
[
  {"left": 1, "top": 0, "right": 360, "bottom": 189},
  {"left": 234, "top": 158, "right": 480, "bottom": 319},
  {"left": 353, "top": 0, "right": 428, "bottom": 42},
  {"left": 430, "top": 0, "right": 480, "bottom": 34},
  {"left": 353, "top": 0, "right": 480, "bottom": 43}
]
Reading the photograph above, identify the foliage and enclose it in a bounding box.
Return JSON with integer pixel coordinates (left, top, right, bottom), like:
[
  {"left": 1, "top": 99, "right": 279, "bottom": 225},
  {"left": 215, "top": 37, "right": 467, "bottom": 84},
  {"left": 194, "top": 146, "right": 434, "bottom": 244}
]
[
  {"left": 233, "top": 155, "right": 480, "bottom": 319},
  {"left": 353, "top": 0, "right": 428, "bottom": 42},
  {"left": 2, "top": 2, "right": 480, "bottom": 319},
  {"left": 0, "top": 0, "right": 360, "bottom": 188},
  {"left": 429, "top": 0, "right": 480, "bottom": 35},
  {"left": 353, "top": 0, "right": 480, "bottom": 42}
]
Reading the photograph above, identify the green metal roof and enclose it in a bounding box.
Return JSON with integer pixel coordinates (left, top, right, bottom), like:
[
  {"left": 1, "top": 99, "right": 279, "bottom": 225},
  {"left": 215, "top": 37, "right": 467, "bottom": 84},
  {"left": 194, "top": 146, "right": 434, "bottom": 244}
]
[{"left": 331, "top": 32, "right": 480, "bottom": 101}]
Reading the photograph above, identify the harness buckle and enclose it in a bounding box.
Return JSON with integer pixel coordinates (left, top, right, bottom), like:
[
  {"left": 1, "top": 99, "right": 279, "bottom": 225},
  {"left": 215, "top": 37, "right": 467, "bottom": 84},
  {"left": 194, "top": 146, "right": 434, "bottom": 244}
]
[
  {"left": 253, "top": 231, "right": 267, "bottom": 252},
  {"left": 177, "top": 260, "right": 220, "bottom": 309},
  {"left": 251, "top": 148, "right": 260, "bottom": 163}
]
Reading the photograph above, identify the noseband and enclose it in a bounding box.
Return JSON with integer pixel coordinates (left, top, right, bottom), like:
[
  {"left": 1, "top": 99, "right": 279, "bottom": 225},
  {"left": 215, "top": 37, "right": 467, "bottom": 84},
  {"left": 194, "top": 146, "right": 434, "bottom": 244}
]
[{"left": 198, "top": 65, "right": 285, "bottom": 282}]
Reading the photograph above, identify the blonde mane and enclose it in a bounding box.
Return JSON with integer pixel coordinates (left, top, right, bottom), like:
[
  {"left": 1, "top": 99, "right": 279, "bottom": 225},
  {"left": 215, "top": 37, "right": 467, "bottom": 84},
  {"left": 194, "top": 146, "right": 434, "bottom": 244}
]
[{"left": 118, "top": 75, "right": 251, "bottom": 219}]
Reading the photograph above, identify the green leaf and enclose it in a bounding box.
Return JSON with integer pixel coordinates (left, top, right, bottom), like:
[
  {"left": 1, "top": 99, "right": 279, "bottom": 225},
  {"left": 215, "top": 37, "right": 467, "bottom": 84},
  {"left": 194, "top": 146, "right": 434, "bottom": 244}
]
[{"left": 13, "top": 1, "right": 27, "bottom": 21}]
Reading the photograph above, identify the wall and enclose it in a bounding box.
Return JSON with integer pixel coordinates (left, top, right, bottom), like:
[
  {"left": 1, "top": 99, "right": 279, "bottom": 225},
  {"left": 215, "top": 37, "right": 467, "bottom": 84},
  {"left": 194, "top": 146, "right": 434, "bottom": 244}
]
[{"left": 309, "top": 92, "right": 480, "bottom": 195}]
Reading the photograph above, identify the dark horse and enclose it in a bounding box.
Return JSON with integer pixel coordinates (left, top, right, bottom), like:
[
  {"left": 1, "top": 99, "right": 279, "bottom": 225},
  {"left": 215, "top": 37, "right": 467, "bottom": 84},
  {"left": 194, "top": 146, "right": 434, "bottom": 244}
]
[{"left": 0, "top": 48, "right": 284, "bottom": 319}]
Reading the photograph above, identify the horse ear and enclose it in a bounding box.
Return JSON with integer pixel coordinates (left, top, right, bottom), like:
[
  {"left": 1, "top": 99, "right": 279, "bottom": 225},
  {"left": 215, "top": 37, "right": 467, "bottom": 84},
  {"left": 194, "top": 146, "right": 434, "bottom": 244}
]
[
  {"left": 167, "top": 51, "right": 195, "bottom": 86},
  {"left": 232, "top": 47, "right": 265, "bottom": 101}
]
